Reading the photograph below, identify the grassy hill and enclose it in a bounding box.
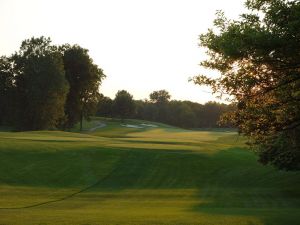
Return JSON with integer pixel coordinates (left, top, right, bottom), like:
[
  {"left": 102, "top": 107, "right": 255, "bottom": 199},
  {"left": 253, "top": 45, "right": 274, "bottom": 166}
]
[{"left": 0, "top": 118, "right": 299, "bottom": 225}]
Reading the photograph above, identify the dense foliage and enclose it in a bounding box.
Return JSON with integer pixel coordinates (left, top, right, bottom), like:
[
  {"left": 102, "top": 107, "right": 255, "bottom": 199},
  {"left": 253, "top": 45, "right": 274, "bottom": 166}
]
[
  {"left": 96, "top": 94, "right": 113, "bottom": 118},
  {"left": 0, "top": 56, "right": 14, "bottom": 126},
  {"left": 113, "top": 90, "right": 136, "bottom": 122},
  {"left": 97, "top": 90, "right": 232, "bottom": 128},
  {"left": 0, "top": 37, "right": 105, "bottom": 131},
  {"left": 62, "top": 45, "right": 105, "bottom": 130},
  {"left": 193, "top": 0, "right": 300, "bottom": 170},
  {"left": 12, "top": 37, "right": 69, "bottom": 130}
]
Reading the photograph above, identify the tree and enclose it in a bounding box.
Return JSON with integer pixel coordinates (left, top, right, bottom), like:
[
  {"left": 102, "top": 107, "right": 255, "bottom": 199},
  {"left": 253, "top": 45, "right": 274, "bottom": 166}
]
[
  {"left": 149, "top": 90, "right": 171, "bottom": 122},
  {"left": 193, "top": 0, "right": 300, "bottom": 170},
  {"left": 0, "top": 56, "right": 15, "bottom": 125},
  {"left": 13, "top": 37, "right": 69, "bottom": 130},
  {"left": 96, "top": 94, "right": 113, "bottom": 117},
  {"left": 201, "top": 102, "right": 228, "bottom": 128},
  {"left": 135, "top": 99, "right": 158, "bottom": 122},
  {"left": 149, "top": 90, "right": 171, "bottom": 104},
  {"left": 113, "top": 90, "right": 135, "bottom": 122},
  {"left": 167, "top": 101, "right": 197, "bottom": 128},
  {"left": 62, "top": 45, "right": 106, "bottom": 130}
]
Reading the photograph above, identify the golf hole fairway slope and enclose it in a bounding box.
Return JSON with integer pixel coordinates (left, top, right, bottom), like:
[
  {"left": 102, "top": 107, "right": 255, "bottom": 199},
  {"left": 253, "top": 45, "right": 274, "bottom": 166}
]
[{"left": 0, "top": 119, "right": 299, "bottom": 225}]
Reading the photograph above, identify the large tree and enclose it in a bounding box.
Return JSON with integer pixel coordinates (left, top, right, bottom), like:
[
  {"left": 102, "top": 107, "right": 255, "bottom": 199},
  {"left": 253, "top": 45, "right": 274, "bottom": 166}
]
[
  {"left": 193, "top": 0, "right": 300, "bottom": 170},
  {"left": 62, "top": 45, "right": 105, "bottom": 130},
  {"left": 113, "top": 90, "right": 135, "bottom": 122},
  {"left": 13, "top": 37, "right": 69, "bottom": 130}
]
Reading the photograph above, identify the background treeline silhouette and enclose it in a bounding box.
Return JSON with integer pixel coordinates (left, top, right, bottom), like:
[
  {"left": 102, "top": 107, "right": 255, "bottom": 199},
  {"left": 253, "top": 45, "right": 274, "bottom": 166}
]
[{"left": 96, "top": 90, "right": 234, "bottom": 128}]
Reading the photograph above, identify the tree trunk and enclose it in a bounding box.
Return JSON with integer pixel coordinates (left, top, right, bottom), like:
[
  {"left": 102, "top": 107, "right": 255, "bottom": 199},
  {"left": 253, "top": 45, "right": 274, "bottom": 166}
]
[{"left": 80, "top": 110, "right": 83, "bottom": 131}]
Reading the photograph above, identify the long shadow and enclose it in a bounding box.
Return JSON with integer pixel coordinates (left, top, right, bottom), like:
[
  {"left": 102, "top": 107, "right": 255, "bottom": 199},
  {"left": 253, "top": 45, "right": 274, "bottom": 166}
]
[{"left": 119, "top": 139, "right": 210, "bottom": 147}]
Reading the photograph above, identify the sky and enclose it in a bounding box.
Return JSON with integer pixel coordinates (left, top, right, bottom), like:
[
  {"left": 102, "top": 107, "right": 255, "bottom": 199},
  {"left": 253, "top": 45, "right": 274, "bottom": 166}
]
[{"left": 0, "top": 0, "right": 246, "bottom": 103}]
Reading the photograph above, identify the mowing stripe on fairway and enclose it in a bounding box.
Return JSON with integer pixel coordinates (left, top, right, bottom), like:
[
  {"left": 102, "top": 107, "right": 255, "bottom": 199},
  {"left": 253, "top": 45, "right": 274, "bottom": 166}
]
[{"left": 0, "top": 160, "right": 121, "bottom": 209}]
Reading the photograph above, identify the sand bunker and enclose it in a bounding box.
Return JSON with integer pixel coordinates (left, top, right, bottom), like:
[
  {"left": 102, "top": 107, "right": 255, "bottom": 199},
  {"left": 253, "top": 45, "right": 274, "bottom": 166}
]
[
  {"left": 121, "top": 124, "right": 143, "bottom": 128},
  {"left": 140, "top": 123, "right": 158, "bottom": 127},
  {"left": 120, "top": 123, "right": 159, "bottom": 129},
  {"left": 89, "top": 122, "right": 107, "bottom": 131}
]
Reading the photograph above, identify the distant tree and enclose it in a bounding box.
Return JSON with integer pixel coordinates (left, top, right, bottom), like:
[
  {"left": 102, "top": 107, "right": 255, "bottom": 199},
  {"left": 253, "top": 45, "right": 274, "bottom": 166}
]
[
  {"left": 149, "top": 90, "right": 171, "bottom": 122},
  {"left": 133, "top": 92, "right": 231, "bottom": 129},
  {"left": 96, "top": 94, "right": 113, "bottom": 117},
  {"left": 0, "top": 56, "right": 15, "bottom": 125},
  {"left": 62, "top": 45, "right": 105, "bottom": 130},
  {"left": 134, "top": 100, "right": 146, "bottom": 119},
  {"left": 193, "top": 0, "right": 300, "bottom": 170},
  {"left": 149, "top": 90, "right": 171, "bottom": 104},
  {"left": 135, "top": 99, "right": 158, "bottom": 122},
  {"left": 200, "top": 102, "right": 228, "bottom": 128},
  {"left": 113, "top": 90, "right": 135, "bottom": 122},
  {"left": 167, "top": 101, "right": 197, "bottom": 128},
  {"left": 13, "top": 37, "right": 69, "bottom": 130}
]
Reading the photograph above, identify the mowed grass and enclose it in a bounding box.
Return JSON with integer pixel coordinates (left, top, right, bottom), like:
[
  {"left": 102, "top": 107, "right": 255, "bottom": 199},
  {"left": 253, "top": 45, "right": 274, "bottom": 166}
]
[{"left": 0, "top": 118, "right": 299, "bottom": 225}]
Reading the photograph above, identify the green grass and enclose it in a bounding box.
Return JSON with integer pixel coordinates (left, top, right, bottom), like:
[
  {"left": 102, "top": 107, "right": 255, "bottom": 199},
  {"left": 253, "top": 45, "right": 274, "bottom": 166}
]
[{"left": 0, "top": 118, "right": 299, "bottom": 225}]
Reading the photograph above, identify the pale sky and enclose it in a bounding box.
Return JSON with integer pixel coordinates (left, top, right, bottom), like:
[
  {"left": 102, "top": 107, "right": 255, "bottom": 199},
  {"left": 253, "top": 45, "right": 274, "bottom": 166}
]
[{"left": 0, "top": 0, "right": 245, "bottom": 103}]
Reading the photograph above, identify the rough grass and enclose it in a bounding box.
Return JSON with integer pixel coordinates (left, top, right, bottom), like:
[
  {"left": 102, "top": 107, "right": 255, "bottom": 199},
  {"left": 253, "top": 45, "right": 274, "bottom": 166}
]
[{"left": 0, "top": 118, "right": 299, "bottom": 225}]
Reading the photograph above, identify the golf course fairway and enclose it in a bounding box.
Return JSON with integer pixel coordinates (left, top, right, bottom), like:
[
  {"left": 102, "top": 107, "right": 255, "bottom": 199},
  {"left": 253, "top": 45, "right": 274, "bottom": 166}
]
[{"left": 0, "top": 118, "right": 299, "bottom": 225}]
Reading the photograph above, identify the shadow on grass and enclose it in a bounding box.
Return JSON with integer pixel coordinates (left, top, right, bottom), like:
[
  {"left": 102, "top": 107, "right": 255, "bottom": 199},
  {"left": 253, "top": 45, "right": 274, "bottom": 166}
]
[{"left": 1, "top": 145, "right": 299, "bottom": 189}]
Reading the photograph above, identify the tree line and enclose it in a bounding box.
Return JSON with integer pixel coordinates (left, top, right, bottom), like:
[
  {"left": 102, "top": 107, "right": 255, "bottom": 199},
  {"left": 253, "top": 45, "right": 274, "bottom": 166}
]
[
  {"left": 0, "top": 37, "right": 230, "bottom": 131},
  {"left": 96, "top": 89, "right": 233, "bottom": 128},
  {"left": 0, "top": 37, "right": 105, "bottom": 131}
]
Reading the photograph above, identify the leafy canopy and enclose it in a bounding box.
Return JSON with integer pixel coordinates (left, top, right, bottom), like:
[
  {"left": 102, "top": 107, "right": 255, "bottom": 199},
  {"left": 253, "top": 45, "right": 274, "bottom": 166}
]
[
  {"left": 13, "top": 37, "right": 69, "bottom": 130},
  {"left": 193, "top": 0, "right": 300, "bottom": 170},
  {"left": 113, "top": 90, "right": 135, "bottom": 121},
  {"left": 0, "top": 37, "right": 105, "bottom": 131},
  {"left": 149, "top": 90, "right": 171, "bottom": 104},
  {"left": 62, "top": 45, "right": 106, "bottom": 129}
]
